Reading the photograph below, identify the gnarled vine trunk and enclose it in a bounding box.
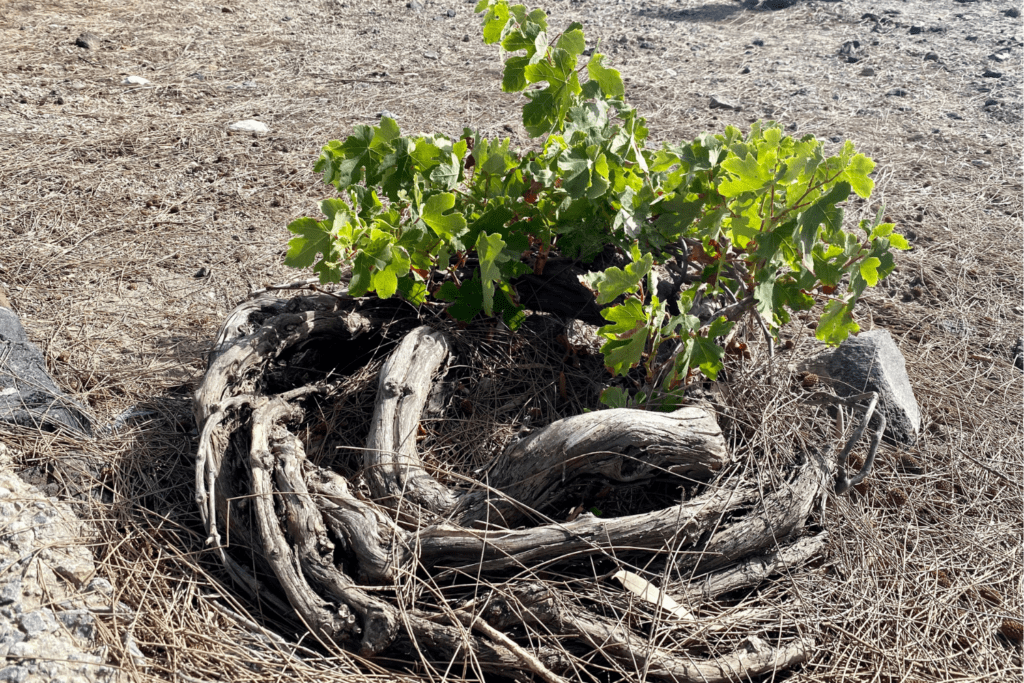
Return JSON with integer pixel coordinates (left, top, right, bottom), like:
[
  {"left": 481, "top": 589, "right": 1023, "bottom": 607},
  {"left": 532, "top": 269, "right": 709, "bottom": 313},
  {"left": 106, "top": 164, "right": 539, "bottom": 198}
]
[{"left": 194, "top": 292, "right": 839, "bottom": 681}]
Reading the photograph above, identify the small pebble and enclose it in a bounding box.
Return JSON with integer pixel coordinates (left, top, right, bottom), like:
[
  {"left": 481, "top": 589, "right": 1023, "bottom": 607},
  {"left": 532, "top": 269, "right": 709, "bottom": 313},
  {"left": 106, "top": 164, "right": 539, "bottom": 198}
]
[
  {"left": 982, "top": 69, "right": 1002, "bottom": 78},
  {"left": 228, "top": 119, "right": 269, "bottom": 134},
  {"left": 194, "top": 267, "right": 210, "bottom": 278},
  {"left": 122, "top": 75, "right": 150, "bottom": 86},
  {"left": 423, "top": 51, "right": 439, "bottom": 60},
  {"left": 923, "top": 52, "right": 939, "bottom": 62},
  {"left": 74, "top": 32, "right": 99, "bottom": 49},
  {"left": 859, "top": 66, "right": 875, "bottom": 76},
  {"left": 709, "top": 95, "right": 741, "bottom": 111}
]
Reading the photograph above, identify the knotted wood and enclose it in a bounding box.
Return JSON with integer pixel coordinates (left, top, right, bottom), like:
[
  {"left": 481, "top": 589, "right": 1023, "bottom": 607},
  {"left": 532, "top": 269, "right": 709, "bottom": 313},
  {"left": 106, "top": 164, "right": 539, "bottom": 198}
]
[{"left": 194, "top": 293, "right": 843, "bottom": 682}]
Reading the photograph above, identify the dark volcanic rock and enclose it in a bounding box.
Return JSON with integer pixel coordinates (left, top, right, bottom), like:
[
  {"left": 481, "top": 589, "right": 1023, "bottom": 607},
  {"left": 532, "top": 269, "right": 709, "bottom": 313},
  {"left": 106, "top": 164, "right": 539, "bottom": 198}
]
[
  {"left": 0, "top": 308, "right": 93, "bottom": 435},
  {"left": 74, "top": 32, "right": 100, "bottom": 49},
  {"left": 709, "top": 94, "right": 741, "bottom": 110},
  {"left": 804, "top": 329, "right": 922, "bottom": 446}
]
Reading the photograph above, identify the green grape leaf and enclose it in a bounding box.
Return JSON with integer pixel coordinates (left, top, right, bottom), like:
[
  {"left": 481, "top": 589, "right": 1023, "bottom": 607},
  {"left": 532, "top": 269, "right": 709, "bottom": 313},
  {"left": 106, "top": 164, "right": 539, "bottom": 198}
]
[
  {"left": 772, "top": 281, "right": 815, "bottom": 326},
  {"left": 859, "top": 256, "right": 881, "bottom": 287},
  {"left": 691, "top": 336, "right": 726, "bottom": 380},
  {"left": 503, "top": 55, "right": 530, "bottom": 92},
  {"left": 706, "top": 316, "right": 735, "bottom": 340},
  {"left": 842, "top": 153, "right": 875, "bottom": 198},
  {"left": 331, "top": 126, "right": 379, "bottom": 187},
  {"left": 372, "top": 117, "right": 401, "bottom": 149},
  {"left": 599, "top": 387, "right": 631, "bottom": 409},
  {"left": 349, "top": 252, "right": 375, "bottom": 297},
  {"left": 429, "top": 151, "right": 461, "bottom": 190},
  {"left": 869, "top": 222, "right": 894, "bottom": 239},
  {"left": 285, "top": 217, "right": 332, "bottom": 269},
  {"left": 754, "top": 280, "right": 774, "bottom": 321},
  {"left": 421, "top": 192, "right": 468, "bottom": 240},
  {"left": 411, "top": 139, "right": 441, "bottom": 172},
  {"left": 492, "top": 287, "right": 526, "bottom": 329},
  {"left": 816, "top": 299, "right": 859, "bottom": 345},
  {"left": 585, "top": 251, "right": 653, "bottom": 304},
  {"left": 796, "top": 181, "right": 851, "bottom": 268},
  {"left": 381, "top": 138, "right": 417, "bottom": 201},
  {"left": 397, "top": 277, "right": 428, "bottom": 306},
  {"left": 601, "top": 333, "right": 648, "bottom": 376},
  {"left": 888, "top": 232, "right": 910, "bottom": 250},
  {"left": 313, "top": 257, "right": 343, "bottom": 284},
  {"left": 521, "top": 91, "right": 555, "bottom": 137},
  {"left": 556, "top": 28, "right": 585, "bottom": 59},
  {"left": 481, "top": 1, "right": 510, "bottom": 44},
  {"left": 587, "top": 53, "right": 624, "bottom": 98},
  {"left": 436, "top": 281, "right": 461, "bottom": 302},
  {"left": 557, "top": 147, "right": 593, "bottom": 198},
  {"left": 448, "top": 278, "right": 483, "bottom": 322},
  {"left": 719, "top": 153, "right": 771, "bottom": 197},
  {"left": 373, "top": 267, "right": 398, "bottom": 299},
  {"left": 597, "top": 298, "right": 650, "bottom": 377},
  {"left": 477, "top": 231, "right": 509, "bottom": 315}
]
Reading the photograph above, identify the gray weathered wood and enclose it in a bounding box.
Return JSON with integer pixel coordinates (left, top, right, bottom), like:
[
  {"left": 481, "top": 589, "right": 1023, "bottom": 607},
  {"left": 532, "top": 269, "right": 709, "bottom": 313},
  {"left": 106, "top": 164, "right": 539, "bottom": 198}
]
[
  {"left": 194, "top": 295, "right": 843, "bottom": 682},
  {"left": 364, "top": 326, "right": 456, "bottom": 515},
  {"left": 453, "top": 405, "right": 731, "bottom": 528}
]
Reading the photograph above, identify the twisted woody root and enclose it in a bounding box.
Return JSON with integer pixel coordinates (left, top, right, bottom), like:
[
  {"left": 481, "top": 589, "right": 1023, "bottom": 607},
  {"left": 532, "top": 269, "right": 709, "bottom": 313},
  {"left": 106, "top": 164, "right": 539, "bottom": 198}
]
[{"left": 194, "top": 293, "right": 869, "bottom": 681}]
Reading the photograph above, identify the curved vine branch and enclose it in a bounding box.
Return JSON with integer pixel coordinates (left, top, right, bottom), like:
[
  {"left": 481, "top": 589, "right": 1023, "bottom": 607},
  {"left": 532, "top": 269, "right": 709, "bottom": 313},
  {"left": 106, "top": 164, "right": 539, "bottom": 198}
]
[{"left": 193, "top": 293, "right": 871, "bottom": 681}]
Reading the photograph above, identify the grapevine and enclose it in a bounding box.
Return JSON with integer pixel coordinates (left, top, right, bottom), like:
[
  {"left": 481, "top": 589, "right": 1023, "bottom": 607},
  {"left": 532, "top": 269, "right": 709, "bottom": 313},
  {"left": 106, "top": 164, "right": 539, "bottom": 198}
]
[{"left": 284, "top": 0, "right": 908, "bottom": 409}]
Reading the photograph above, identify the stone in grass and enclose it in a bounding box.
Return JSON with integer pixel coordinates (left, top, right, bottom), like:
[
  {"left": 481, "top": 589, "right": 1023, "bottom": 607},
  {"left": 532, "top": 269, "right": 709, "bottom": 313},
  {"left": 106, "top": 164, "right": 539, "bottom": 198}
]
[
  {"left": 1012, "top": 337, "right": 1023, "bottom": 371},
  {"left": 0, "top": 308, "right": 93, "bottom": 435},
  {"left": 122, "top": 75, "right": 150, "bottom": 86},
  {"left": 74, "top": 32, "right": 100, "bottom": 49},
  {"left": 228, "top": 119, "right": 269, "bottom": 134},
  {"left": 709, "top": 95, "right": 741, "bottom": 111},
  {"left": 804, "top": 329, "right": 922, "bottom": 446}
]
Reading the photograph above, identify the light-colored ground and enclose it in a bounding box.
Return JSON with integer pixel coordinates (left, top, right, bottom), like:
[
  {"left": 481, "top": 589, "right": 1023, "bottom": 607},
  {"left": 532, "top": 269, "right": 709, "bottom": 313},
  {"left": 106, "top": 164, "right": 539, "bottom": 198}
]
[{"left": 0, "top": 0, "right": 1021, "bottom": 681}]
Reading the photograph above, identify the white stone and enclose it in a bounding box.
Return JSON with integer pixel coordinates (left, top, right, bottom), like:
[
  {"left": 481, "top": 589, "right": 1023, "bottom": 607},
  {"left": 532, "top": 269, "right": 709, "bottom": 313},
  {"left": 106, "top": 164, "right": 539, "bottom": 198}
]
[
  {"left": 228, "top": 119, "right": 269, "bottom": 134},
  {"left": 121, "top": 76, "right": 150, "bottom": 86}
]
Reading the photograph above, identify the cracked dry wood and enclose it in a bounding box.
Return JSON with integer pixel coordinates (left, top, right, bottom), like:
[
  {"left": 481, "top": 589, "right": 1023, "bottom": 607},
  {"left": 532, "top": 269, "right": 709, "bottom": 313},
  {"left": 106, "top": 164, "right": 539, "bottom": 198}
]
[
  {"left": 365, "top": 326, "right": 457, "bottom": 515},
  {"left": 249, "top": 398, "right": 357, "bottom": 644},
  {"left": 479, "top": 583, "right": 813, "bottom": 683},
  {"left": 195, "top": 294, "right": 840, "bottom": 681},
  {"left": 451, "top": 405, "right": 732, "bottom": 528}
]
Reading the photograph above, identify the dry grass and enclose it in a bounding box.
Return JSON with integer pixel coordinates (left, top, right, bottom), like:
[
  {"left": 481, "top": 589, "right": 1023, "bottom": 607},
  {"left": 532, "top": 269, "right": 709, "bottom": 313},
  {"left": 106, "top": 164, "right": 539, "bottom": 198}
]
[{"left": 0, "top": 0, "right": 1021, "bottom": 680}]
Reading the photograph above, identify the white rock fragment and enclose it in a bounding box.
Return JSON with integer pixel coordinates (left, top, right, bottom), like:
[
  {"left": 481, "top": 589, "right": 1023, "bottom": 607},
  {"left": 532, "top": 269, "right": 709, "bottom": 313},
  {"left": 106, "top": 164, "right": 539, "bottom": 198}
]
[
  {"left": 228, "top": 119, "right": 270, "bottom": 134},
  {"left": 121, "top": 75, "right": 150, "bottom": 86}
]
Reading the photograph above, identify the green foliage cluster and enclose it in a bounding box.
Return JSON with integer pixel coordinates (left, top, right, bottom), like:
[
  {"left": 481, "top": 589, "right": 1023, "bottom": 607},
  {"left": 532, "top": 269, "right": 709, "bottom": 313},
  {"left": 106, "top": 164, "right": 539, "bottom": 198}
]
[{"left": 284, "top": 0, "right": 907, "bottom": 409}]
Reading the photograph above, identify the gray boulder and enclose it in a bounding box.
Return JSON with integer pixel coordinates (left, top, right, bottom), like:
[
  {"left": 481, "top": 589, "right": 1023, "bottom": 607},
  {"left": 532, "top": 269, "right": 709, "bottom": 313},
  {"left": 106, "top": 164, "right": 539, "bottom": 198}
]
[
  {"left": 0, "top": 307, "right": 93, "bottom": 436},
  {"left": 805, "top": 329, "right": 921, "bottom": 445}
]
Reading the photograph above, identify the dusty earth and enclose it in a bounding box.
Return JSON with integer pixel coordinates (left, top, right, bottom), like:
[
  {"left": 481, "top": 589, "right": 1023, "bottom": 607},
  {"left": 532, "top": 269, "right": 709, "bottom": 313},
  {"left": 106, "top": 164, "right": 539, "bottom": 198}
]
[{"left": 0, "top": 0, "right": 1022, "bottom": 681}]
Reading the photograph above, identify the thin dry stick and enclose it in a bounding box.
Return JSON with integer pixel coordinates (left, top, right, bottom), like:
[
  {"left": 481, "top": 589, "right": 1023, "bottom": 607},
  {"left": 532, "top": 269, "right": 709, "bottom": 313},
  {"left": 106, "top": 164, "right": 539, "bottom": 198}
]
[{"left": 454, "top": 610, "right": 570, "bottom": 683}]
